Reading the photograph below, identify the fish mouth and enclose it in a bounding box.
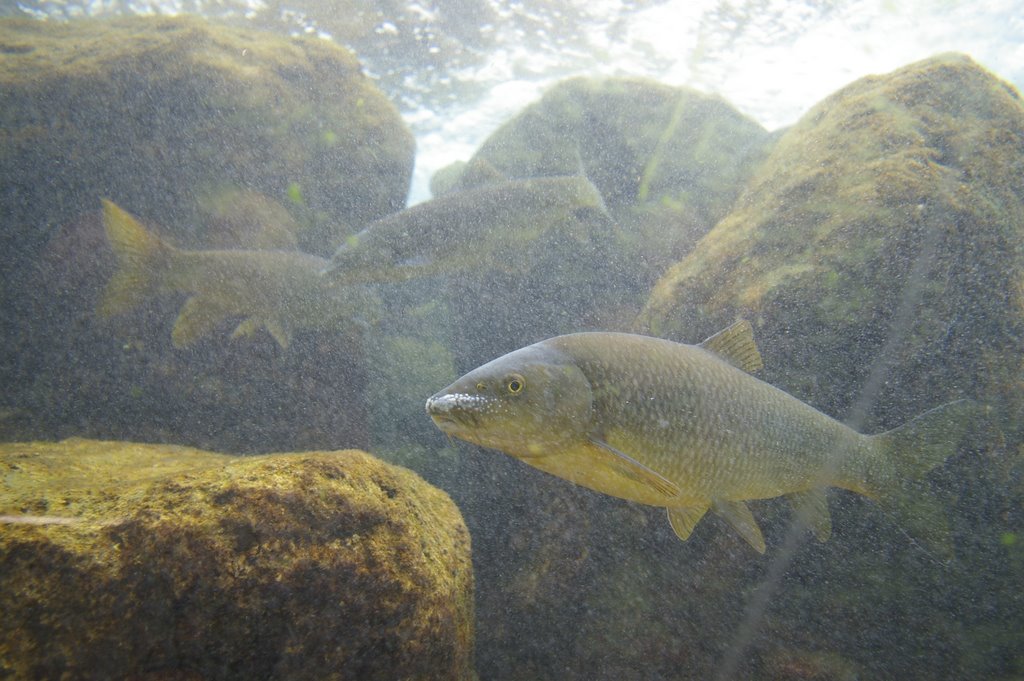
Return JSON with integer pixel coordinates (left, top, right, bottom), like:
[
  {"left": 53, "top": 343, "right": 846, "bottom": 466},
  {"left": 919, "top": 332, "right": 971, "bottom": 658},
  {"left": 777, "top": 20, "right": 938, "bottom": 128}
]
[{"left": 425, "top": 392, "right": 483, "bottom": 434}]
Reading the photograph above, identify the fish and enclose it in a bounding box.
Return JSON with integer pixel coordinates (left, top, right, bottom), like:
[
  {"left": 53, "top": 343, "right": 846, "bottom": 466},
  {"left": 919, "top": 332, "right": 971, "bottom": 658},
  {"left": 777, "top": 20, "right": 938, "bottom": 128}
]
[
  {"left": 425, "top": 320, "right": 978, "bottom": 553},
  {"left": 98, "top": 200, "right": 373, "bottom": 349},
  {"left": 323, "top": 175, "right": 611, "bottom": 283}
]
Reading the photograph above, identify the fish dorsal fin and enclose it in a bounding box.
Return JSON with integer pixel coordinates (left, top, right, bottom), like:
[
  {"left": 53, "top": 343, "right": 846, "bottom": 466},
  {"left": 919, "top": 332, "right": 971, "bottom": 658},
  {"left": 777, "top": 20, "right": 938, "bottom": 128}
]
[
  {"left": 588, "top": 437, "right": 681, "bottom": 500},
  {"left": 711, "top": 499, "right": 766, "bottom": 554},
  {"left": 698, "top": 320, "right": 763, "bottom": 373},
  {"left": 787, "top": 488, "right": 832, "bottom": 542},
  {"left": 667, "top": 505, "right": 709, "bottom": 541}
]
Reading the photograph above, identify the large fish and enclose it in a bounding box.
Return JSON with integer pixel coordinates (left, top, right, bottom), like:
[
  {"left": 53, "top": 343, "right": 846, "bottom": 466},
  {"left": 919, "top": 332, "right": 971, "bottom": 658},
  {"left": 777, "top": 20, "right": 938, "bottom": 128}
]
[
  {"left": 98, "top": 200, "right": 372, "bottom": 349},
  {"left": 323, "top": 175, "right": 610, "bottom": 283},
  {"left": 425, "top": 321, "right": 977, "bottom": 553}
]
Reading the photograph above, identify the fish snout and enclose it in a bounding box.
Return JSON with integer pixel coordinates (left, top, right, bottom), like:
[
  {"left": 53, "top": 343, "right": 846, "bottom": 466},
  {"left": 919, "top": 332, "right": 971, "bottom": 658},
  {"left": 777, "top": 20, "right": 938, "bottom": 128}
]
[{"left": 425, "top": 391, "right": 482, "bottom": 433}]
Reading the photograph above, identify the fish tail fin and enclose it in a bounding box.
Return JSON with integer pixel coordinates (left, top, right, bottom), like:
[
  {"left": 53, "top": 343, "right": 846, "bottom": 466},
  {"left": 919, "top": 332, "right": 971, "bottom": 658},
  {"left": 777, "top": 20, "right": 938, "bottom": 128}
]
[
  {"left": 867, "top": 399, "right": 980, "bottom": 490},
  {"left": 862, "top": 399, "right": 982, "bottom": 557},
  {"left": 98, "top": 199, "right": 174, "bottom": 317}
]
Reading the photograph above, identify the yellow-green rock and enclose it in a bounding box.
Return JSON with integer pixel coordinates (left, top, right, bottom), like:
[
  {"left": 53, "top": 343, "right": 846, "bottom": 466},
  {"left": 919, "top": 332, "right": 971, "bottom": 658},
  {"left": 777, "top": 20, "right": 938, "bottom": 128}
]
[
  {"left": 0, "top": 439, "right": 474, "bottom": 680},
  {"left": 638, "top": 53, "right": 1024, "bottom": 436}
]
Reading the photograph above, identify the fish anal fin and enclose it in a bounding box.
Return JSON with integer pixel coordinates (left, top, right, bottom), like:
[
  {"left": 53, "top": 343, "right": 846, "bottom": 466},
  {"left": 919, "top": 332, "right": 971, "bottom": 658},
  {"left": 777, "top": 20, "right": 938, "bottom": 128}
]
[
  {"left": 712, "top": 499, "right": 766, "bottom": 554},
  {"left": 699, "top": 320, "right": 763, "bottom": 373},
  {"left": 787, "top": 488, "right": 832, "bottom": 542},
  {"left": 232, "top": 317, "right": 291, "bottom": 350},
  {"left": 667, "top": 505, "right": 708, "bottom": 541},
  {"left": 264, "top": 318, "right": 292, "bottom": 350},
  {"left": 231, "top": 317, "right": 260, "bottom": 340},
  {"left": 588, "top": 437, "right": 680, "bottom": 500},
  {"left": 172, "top": 296, "right": 232, "bottom": 348}
]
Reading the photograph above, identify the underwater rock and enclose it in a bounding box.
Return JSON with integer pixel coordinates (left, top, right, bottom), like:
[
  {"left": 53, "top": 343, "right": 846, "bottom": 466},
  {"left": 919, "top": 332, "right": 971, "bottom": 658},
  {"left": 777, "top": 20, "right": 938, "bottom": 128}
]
[
  {"left": 0, "top": 14, "right": 414, "bottom": 271},
  {"left": 420, "top": 77, "right": 772, "bottom": 368},
  {"left": 0, "top": 439, "right": 474, "bottom": 681},
  {"left": 638, "top": 53, "right": 1024, "bottom": 437},
  {"left": 0, "top": 14, "right": 409, "bottom": 448},
  {"left": 632, "top": 52, "right": 1024, "bottom": 681},
  {"left": 446, "top": 76, "right": 770, "bottom": 221},
  {"left": 440, "top": 55, "right": 1024, "bottom": 681},
  {"left": 759, "top": 648, "right": 860, "bottom": 681}
]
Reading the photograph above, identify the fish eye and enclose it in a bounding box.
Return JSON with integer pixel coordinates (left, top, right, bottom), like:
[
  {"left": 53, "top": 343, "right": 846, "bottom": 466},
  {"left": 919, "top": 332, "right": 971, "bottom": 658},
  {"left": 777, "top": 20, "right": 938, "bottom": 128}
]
[
  {"left": 505, "top": 374, "right": 525, "bottom": 395},
  {"left": 475, "top": 382, "right": 487, "bottom": 392}
]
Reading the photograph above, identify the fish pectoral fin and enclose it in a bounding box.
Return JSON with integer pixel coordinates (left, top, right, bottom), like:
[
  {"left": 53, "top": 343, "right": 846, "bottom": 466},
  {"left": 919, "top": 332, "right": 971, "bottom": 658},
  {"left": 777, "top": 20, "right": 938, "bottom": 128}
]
[
  {"left": 787, "top": 488, "right": 832, "bottom": 542},
  {"left": 588, "top": 437, "right": 681, "bottom": 500},
  {"left": 172, "top": 296, "right": 232, "bottom": 348},
  {"left": 667, "top": 505, "right": 709, "bottom": 541},
  {"left": 711, "top": 499, "right": 766, "bottom": 554},
  {"left": 698, "top": 320, "right": 763, "bottom": 373}
]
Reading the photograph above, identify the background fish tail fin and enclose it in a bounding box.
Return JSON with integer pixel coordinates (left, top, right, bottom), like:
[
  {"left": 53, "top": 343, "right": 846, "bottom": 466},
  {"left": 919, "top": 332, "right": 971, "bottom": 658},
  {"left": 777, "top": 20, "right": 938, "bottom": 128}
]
[{"left": 97, "top": 199, "right": 174, "bottom": 317}]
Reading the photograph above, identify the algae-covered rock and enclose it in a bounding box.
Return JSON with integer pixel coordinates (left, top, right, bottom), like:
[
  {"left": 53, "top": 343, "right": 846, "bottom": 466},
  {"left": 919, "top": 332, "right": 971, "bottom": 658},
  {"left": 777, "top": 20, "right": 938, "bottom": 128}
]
[
  {"left": 0, "top": 15, "right": 414, "bottom": 267},
  {"left": 0, "top": 14, "right": 411, "bottom": 449},
  {"left": 450, "top": 76, "right": 770, "bottom": 222},
  {"left": 0, "top": 438, "right": 474, "bottom": 680},
  {"left": 628, "top": 53, "right": 1024, "bottom": 681},
  {"left": 638, "top": 53, "right": 1024, "bottom": 437},
  {"left": 431, "top": 77, "right": 773, "bottom": 341}
]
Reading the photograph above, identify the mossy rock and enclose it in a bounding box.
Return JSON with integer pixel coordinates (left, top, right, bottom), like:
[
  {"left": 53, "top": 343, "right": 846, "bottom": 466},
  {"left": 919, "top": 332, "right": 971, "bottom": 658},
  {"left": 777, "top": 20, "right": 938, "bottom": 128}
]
[
  {"left": 0, "top": 15, "right": 414, "bottom": 267},
  {"left": 452, "top": 76, "right": 770, "bottom": 222},
  {"left": 0, "top": 439, "right": 474, "bottom": 680},
  {"left": 638, "top": 53, "right": 1024, "bottom": 438},
  {"left": 430, "top": 77, "right": 773, "bottom": 336}
]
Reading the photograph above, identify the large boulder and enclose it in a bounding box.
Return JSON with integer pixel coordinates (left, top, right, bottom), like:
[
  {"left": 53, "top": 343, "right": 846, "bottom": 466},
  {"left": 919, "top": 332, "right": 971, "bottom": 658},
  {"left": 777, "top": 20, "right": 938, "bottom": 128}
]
[
  {"left": 626, "top": 53, "right": 1024, "bottom": 681},
  {"left": 0, "top": 439, "right": 474, "bottom": 680},
  {"left": 447, "top": 76, "right": 770, "bottom": 222},
  {"left": 639, "top": 53, "right": 1024, "bottom": 438},
  {"left": 0, "top": 15, "right": 414, "bottom": 266},
  {"left": 435, "top": 77, "right": 773, "bottom": 306},
  {"left": 0, "top": 15, "right": 415, "bottom": 450}
]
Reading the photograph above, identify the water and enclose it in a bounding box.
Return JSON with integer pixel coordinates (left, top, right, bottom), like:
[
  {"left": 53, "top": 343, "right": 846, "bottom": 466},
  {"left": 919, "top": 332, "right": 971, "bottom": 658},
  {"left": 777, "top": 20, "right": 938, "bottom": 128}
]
[{"left": 1, "top": 2, "right": 1022, "bottom": 680}]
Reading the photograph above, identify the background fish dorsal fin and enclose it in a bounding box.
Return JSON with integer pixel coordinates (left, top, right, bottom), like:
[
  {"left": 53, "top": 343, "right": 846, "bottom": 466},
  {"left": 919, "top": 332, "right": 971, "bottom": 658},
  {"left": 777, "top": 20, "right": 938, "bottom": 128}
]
[
  {"left": 698, "top": 320, "right": 763, "bottom": 373},
  {"left": 711, "top": 499, "right": 766, "bottom": 553}
]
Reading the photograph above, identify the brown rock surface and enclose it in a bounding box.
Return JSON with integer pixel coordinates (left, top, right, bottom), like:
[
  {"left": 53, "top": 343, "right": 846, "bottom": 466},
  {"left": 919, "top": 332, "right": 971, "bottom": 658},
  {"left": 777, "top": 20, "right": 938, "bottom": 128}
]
[{"left": 0, "top": 439, "right": 474, "bottom": 680}]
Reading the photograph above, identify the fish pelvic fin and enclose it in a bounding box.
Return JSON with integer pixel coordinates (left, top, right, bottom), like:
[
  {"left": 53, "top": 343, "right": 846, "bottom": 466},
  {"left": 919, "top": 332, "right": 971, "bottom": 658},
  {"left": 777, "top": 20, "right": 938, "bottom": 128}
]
[
  {"left": 98, "top": 199, "right": 175, "bottom": 318},
  {"left": 698, "top": 320, "right": 763, "bottom": 373},
  {"left": 712, "top": 499, "right": 766, "bottom": 554},
  {"left": 172, "top": 295, "right": 235, "bottom": 348},
  {"left": 667, "top": 505, "right": 708, "bottom": 541}
]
